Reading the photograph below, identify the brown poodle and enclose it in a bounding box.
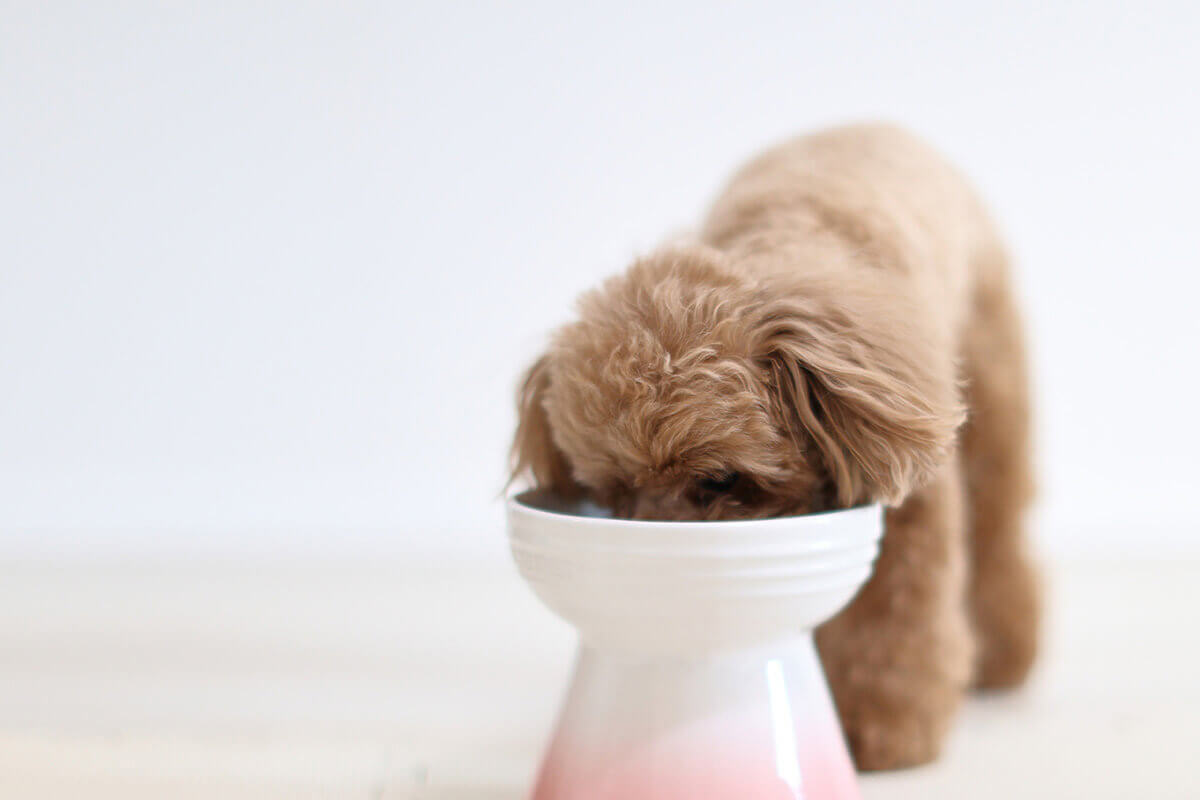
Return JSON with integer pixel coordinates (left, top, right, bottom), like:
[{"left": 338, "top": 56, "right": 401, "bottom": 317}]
[{"left": 510, "top": 123, "right": 1040, "bottom": 770}]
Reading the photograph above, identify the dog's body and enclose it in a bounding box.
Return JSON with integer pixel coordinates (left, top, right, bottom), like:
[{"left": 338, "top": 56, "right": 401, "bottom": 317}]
[{"left": 513, "top": 124, "right": 1039, "bottom": 770}]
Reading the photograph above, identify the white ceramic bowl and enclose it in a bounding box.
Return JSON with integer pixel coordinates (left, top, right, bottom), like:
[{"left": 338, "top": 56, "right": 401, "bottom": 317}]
[{"left": 508, "top": 489, "right": 884, "bottom": 653}]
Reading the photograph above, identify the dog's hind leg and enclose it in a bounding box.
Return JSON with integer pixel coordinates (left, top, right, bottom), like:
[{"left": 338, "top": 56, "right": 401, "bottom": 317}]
[{"left": 960, "top": 242, "right": 1041, "bottom": 689}]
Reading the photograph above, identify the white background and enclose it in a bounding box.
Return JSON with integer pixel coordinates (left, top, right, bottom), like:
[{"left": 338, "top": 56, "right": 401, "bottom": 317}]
[{"left": 3, "top": 1, "right": 1197, "bottom": 560}]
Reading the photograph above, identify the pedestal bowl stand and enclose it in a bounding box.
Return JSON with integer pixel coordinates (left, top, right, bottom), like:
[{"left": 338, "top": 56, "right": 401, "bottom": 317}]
[{"left": 508, "top": 490, "right": 884, "bottom": 800}]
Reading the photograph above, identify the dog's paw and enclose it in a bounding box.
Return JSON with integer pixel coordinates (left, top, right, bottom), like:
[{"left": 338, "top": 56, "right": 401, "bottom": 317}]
[
  {"left": 973, "top": 631, "right": 1037, "bottom": 690},
  {"left": 970, "top": 558, "right": 1040, "bottom": 691},
  {"left": 842, "top": 704, "right": 946, "bottom": 771}
]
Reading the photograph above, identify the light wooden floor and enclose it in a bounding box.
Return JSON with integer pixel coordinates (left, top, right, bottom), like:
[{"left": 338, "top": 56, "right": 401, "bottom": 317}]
[{"left": 0, "top": 557, "right": 1195, "bottom": 799}]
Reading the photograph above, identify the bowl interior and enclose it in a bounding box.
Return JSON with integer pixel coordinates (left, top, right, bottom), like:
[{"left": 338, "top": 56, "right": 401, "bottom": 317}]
[
  {"left": 513, "top": 488, "right": 616, "bottom": 519},
  {"left": 512, "top": 487, "right": 879, "bottom": 524}
]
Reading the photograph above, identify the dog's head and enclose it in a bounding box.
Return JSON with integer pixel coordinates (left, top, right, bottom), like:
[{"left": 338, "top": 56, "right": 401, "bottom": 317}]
[{"left": 512, "top": 246, "right": 962, "bottom": 520}]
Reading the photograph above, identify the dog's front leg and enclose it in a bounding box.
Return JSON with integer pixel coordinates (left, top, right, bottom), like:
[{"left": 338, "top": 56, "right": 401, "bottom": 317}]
[{"left": 815, "top": 461, "right": 973, "bottom": 770}]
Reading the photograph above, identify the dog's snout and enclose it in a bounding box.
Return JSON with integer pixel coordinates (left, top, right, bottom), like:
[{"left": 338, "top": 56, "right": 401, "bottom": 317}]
[{"left": 627, "top": 492, "right": 700, "bottom": 521}]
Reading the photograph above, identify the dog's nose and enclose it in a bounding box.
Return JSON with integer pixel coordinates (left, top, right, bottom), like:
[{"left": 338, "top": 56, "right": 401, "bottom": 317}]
[{"left": 629, "top": 492, "right": 697, "bottom": 521}]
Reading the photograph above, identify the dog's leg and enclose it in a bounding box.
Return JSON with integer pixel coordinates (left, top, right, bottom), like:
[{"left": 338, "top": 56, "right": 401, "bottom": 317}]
[
  {"left": 816, "top": 463, "right": 972, "bottom": 770},
  {"left": 961, "top": 246, "right": 1041, "bottom": 689}
]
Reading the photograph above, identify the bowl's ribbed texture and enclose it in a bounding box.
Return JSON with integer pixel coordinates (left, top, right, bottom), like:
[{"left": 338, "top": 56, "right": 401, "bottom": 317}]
[{"left": 508, "top": 490, "right": 884, "bottom": 653}]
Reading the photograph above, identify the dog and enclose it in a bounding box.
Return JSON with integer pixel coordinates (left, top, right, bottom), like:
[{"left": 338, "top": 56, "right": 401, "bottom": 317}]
[{"left": 510, "top": 123, "right": 1040, "bottom": 770}]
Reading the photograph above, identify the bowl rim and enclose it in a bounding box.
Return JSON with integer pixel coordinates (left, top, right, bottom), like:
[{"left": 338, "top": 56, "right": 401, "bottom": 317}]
[{"left": 508, "top": 488, "right": 881, "bottom": 532}]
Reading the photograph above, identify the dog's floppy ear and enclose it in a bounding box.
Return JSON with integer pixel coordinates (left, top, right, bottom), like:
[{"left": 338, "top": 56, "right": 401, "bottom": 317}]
[
  {"left": 753, "top": 280, "right": 964, "bottom": 506},
  {"left": 510, "top": 354, "right": 582, "bottom": 496}
]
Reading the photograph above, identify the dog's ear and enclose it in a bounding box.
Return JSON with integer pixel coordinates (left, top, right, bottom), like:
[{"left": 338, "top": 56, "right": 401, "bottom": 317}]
[
  {"left": 753, "top": 281, "right": 964, "bottom": 506},
  {"left": 510, "top": 354, "right": 582, "bottom": 497}
]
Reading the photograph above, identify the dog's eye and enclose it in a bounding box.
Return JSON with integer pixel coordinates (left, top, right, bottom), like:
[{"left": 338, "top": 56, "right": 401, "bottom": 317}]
[{"left": 698, "top": 472, "right": 741, "bottom": 494}]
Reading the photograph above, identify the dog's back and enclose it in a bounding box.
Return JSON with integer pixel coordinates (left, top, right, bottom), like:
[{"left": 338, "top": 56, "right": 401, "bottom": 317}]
[{"left": 701, "top": 123, "right": 996, "bottom": 336}]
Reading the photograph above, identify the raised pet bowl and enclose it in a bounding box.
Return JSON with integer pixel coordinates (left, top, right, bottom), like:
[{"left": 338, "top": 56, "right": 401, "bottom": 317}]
[{"left": 508, "top": 489, "right": 884, "bottom": 800}]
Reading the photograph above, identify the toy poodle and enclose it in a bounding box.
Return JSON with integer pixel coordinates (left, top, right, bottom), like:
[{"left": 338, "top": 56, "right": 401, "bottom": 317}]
[{"left": 510, "top": 123, "right": 1040, "bottom": 770}]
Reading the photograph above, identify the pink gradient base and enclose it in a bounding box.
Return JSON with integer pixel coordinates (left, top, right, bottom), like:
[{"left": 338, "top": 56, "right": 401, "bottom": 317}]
[{"left": 532, "top": 707, "right": 860, "bottom": 800}]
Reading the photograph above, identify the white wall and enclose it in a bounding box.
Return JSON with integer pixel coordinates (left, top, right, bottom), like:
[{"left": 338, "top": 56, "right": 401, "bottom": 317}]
[{"left": 3, "top": 1, "right": 1198, "bottom": 559}]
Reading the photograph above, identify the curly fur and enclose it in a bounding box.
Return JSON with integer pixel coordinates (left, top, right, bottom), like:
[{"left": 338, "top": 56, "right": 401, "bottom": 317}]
[{"left": 511, "top": 123, "right": 1040, "bottom": 770}]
